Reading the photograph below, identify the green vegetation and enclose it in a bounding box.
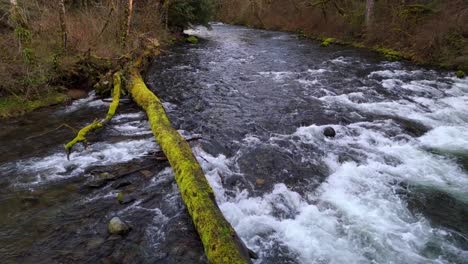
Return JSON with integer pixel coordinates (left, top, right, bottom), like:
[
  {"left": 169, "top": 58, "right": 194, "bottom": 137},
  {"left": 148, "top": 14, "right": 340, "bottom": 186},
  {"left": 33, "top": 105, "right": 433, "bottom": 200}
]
[
  {"left": 456, "top": 70, "right": 465, "bottom": 79},
  {"left": 168, "top": 0, "right": 216, "bottom": 29},
  {"left": 321, "top": 38, "right": 335, "bottom": 47},
  {"left": 376, "top": 48, "right": 404, "bottom": 61},
  {"left": 186, "top": 35, "right": 199, "bottom": 43},
  {"left": 0, "top": 92, "right": 67, "bottom": 119}
]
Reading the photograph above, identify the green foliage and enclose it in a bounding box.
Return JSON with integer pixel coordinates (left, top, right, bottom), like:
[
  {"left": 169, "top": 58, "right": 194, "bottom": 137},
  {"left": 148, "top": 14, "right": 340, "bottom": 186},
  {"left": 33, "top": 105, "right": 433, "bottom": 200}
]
[
  {"left": 399, "top": 4, "right": 433, "bottom": 19},
  {"left": 376, "top": 48, "right": 403, "bottom": 61},
  {"left": 321, "top": 38, "right": 334, "bottom": 47},
  {"left": 19, "top": 72, "right": 47, "bottom": 87},
  {"left": 456, "top": 70, "right": 465, "bottom": 79},
  {"left": 14, "top": 26, "right": 31, "bottom": 44},
  {"left": 168, "top": 0, "right": 215, "bottom": 29},
  {"left": 0, "top": 93, "right": 67, "bottom": 118},
  {"left": 21, "top": 48, "right": 34, "bottom": 64}
]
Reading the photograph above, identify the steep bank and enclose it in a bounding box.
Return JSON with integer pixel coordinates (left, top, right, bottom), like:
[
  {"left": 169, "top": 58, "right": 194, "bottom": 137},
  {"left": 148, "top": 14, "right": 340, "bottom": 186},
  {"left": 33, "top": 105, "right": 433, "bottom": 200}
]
[{"left": 216, "top": 0, "right": 467, "bottom": 72}]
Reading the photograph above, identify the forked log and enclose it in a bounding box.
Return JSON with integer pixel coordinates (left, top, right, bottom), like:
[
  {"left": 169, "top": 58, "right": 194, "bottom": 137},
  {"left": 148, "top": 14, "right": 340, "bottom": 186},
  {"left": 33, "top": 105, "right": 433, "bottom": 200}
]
[
  {"left": 64, "top": 72, "right": 122, "bottom": 159},
  {"left": 127, "top": 67, "right": 252, "bottom": 264}
]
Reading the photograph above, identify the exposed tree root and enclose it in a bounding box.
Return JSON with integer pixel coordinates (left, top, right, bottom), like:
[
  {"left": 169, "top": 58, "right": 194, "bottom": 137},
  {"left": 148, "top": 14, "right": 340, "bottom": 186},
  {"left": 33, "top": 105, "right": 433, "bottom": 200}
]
[
  {"left": 64, "top": 72, "right": 122, "bottom": 159},
  {"left": 127, "top": 68, "right": 252, "bottom": 264}
]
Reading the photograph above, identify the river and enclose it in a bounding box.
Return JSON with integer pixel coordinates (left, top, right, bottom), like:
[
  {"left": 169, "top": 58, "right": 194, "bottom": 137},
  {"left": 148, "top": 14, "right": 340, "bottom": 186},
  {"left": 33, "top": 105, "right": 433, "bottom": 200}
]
[{"left": 0, "top": 23, "right": 467, "bottom": 264}]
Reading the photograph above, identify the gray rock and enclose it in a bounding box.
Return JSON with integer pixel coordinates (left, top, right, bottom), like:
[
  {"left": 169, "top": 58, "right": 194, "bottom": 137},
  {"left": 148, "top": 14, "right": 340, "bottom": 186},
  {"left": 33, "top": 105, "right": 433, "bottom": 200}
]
[
  {"left": 119, "top": 195, "right": 136, "bottom": 205},
  {"left": 112, "top": 181, "right": 132, "bottom": 189},
  {"left": 323, "top": 127, "right": 336, "bottom": 138},
  {"left": 85, "top": 179, "right": 107, "bottom": 188},
  {"left": 108, "top": 217, "right": 130, "bottom": 235}
]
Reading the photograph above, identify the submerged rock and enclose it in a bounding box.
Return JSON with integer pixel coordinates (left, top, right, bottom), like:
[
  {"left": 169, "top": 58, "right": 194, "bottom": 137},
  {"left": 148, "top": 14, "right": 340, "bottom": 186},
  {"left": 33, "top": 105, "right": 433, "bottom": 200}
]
[
  {"left": 255, "top": 178, "right": 265, "bottom": 186},
  {"left": 112, "top": 181, "right": 132, "bottom": 189},
  {"left": 323, "top": 126, "right": 336, "bottom": 138},
  {"left": 108, "top": 217, "right": 130, "bottom": 235},
  {"left": 85, "top": 179, "right": 107, "bottom": 188}
]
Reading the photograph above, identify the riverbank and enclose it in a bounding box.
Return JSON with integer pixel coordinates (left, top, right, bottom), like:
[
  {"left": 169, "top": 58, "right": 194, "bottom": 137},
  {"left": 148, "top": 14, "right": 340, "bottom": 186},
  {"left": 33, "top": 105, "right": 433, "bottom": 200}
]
[
  {"left": 0, "top": 1, "right": 174, "bottom": 119},
  {"left": 216, "top": 0, "right": 467, "bottom": 73}
]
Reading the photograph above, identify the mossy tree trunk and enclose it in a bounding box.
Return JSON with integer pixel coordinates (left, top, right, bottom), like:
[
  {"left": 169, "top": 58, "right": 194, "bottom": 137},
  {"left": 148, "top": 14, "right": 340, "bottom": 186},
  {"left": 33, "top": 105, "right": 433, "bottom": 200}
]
[
  {"left": 65, "top": 72, "right": 122, "bottom": 159},
  {"left": 127, "top": 68, "right": 252, "bottom": 264},
  {"left": 120, "top": 0, "right": 133, "bottom": 49},
  {"left": 124, "top": 39, "right": 253, "bottom": 264}
]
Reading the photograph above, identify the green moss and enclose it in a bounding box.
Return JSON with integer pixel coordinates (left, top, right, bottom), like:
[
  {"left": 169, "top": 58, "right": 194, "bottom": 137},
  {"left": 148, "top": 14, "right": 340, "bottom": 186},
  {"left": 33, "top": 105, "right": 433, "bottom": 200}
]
[
  {"left": 352, "top": 42, "right": 365, "bottom": 48},
  {"left": 376, "top": 47, "right": 403, "bottom": 61},
  {"left": 0, "top": 92, "right": 67, "bottom": 119},
  {"left": 321, "top": 38, "right": 334, "bottom": 47},
  {"left": 456, "top": 70, "right": 465, "bottom": 79},
  {"left": 117, "top": 192, "right": 124, "bottom": 202},
  {"left": 186, "top": 36, "right": 199, "bottom": 44}
]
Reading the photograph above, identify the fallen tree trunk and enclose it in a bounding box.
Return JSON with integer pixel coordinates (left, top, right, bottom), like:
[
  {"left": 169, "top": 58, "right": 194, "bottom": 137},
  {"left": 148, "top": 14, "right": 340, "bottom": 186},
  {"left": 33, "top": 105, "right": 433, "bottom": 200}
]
[
  {"left": 127, "top": 68, "right": 252, "bottom": 264},
  {"left": 65, "top": 72, "right": 122, "bottom": 159}
]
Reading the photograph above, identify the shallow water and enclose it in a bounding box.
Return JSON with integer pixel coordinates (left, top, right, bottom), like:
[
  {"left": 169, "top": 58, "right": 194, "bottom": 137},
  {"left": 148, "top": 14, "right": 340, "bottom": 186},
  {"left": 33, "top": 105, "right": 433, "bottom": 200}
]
[{"left": 0, "top": 23, "right": 467, "bottom": 263}]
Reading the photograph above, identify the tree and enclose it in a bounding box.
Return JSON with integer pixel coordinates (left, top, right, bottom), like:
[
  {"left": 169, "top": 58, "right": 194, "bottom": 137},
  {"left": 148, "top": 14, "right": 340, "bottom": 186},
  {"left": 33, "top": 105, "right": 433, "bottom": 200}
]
[
  {"left": 365, "top": 0, "right": 374, "bottom": 27},
  {"left": 167, "top": 0, "right": 215, "bottom": 30},
  {"left": 58, "top": 0, "right": 68, "bottom": 50},
  {"left": 120, "top": 0, "right": 134, "bottom": 48}
]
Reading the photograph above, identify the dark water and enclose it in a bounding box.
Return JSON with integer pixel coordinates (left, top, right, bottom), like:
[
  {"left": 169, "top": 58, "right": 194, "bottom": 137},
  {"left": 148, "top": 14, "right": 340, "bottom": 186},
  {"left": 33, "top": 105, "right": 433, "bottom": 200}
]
[{"left": 0, "top": 23, "right": 467, "bottom": 263}]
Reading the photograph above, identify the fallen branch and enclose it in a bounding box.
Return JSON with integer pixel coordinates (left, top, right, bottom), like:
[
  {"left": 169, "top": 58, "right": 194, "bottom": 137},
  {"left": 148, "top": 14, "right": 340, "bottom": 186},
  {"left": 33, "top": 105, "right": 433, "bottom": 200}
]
[
  {"left": 64, "top": 72, "right": 122, "bottom": 159},
  {"left": 26, "top": 123, "right": 77, "bottom": 140},
  {"left": 127, "top": 66, "right": 252, "bottom": 263}
]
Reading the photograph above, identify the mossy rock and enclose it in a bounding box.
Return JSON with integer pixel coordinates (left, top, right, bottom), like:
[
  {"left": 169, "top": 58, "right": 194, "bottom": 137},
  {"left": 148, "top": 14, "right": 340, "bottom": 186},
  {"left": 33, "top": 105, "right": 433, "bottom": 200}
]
[
  {"left": 321, "top": 38, "right": 335, "bottom": 47},
  {"left": 376, "top": 48, "right": 403, "bottom": 61},
  {"left": 186, "top": 36, "right": 199, "bottom": 44},
  {"left": 456, "top": 70, "right": 465, "bottom": 79}
]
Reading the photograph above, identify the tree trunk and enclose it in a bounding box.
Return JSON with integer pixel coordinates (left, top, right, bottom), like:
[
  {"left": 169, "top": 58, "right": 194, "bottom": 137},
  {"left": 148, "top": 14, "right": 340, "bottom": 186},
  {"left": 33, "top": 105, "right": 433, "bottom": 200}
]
[
  {"left": 126, "top": 0, "right": 133, "bottom": 38},
  {"left": 365, "top": 0, "right": 375, "bottom": 28},
  {"left": 120, "top": 0, "right": 133, "bottom": 49},
  {"left": 9, "top": 0, "right": 30, "bottom": 54},
  {"left": 126, "top": 39, "right": 253, "bottom": 264},
  {"left": 58, "top": 0, "right": 68, "bottom": 50}
]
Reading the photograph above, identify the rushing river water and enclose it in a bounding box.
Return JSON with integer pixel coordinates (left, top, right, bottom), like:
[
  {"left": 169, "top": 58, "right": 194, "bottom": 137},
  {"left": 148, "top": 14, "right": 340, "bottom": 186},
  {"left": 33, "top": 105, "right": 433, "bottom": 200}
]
[{"left": 1, "top": 23, "right": 467, "bottom": 263}]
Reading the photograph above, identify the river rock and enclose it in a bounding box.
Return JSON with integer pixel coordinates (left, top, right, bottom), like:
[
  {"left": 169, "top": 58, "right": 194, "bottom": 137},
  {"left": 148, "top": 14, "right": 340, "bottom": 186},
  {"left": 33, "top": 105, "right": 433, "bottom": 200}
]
[
  {"left": 111, "top": 181, "right": 132, "bottom": 189},
  {"left": 119, "top": 195, "right": 136, "bottom": 205},
  {"left": 255, "top": 178, "right": 265, "bottom": 186},
  {"left": 323, "top": 127, "right": 336, "bottom": 138},
  {"left": 85, "top": 179, "right": 107, "bottom": 188},
  {"left": 108, "top": 217, "right": 130, "bottom": 235}
]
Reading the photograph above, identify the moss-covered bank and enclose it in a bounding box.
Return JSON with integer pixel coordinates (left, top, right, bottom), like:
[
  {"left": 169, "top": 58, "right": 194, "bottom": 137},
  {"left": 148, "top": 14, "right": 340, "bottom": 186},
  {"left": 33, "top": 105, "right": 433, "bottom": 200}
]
[{"left": 0, "top": 92, "right": 68, "bottom": 119}]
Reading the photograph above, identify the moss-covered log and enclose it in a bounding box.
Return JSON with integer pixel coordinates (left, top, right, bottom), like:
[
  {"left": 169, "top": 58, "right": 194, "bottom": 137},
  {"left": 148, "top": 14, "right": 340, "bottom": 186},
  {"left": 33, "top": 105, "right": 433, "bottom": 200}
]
[
  {"left": 65, "top": 72, "right": 122, "bottom": 159},
  {"left": 127, "top": 68, "right": 252, "bottom": 264}
]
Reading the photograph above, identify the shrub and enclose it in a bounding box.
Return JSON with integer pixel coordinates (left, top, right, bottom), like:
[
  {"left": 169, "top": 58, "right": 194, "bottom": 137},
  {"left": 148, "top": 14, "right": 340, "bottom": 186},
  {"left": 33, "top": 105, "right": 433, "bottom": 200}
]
[{"left": 168, "top": 0, "right": 215, "bottom": 30}]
